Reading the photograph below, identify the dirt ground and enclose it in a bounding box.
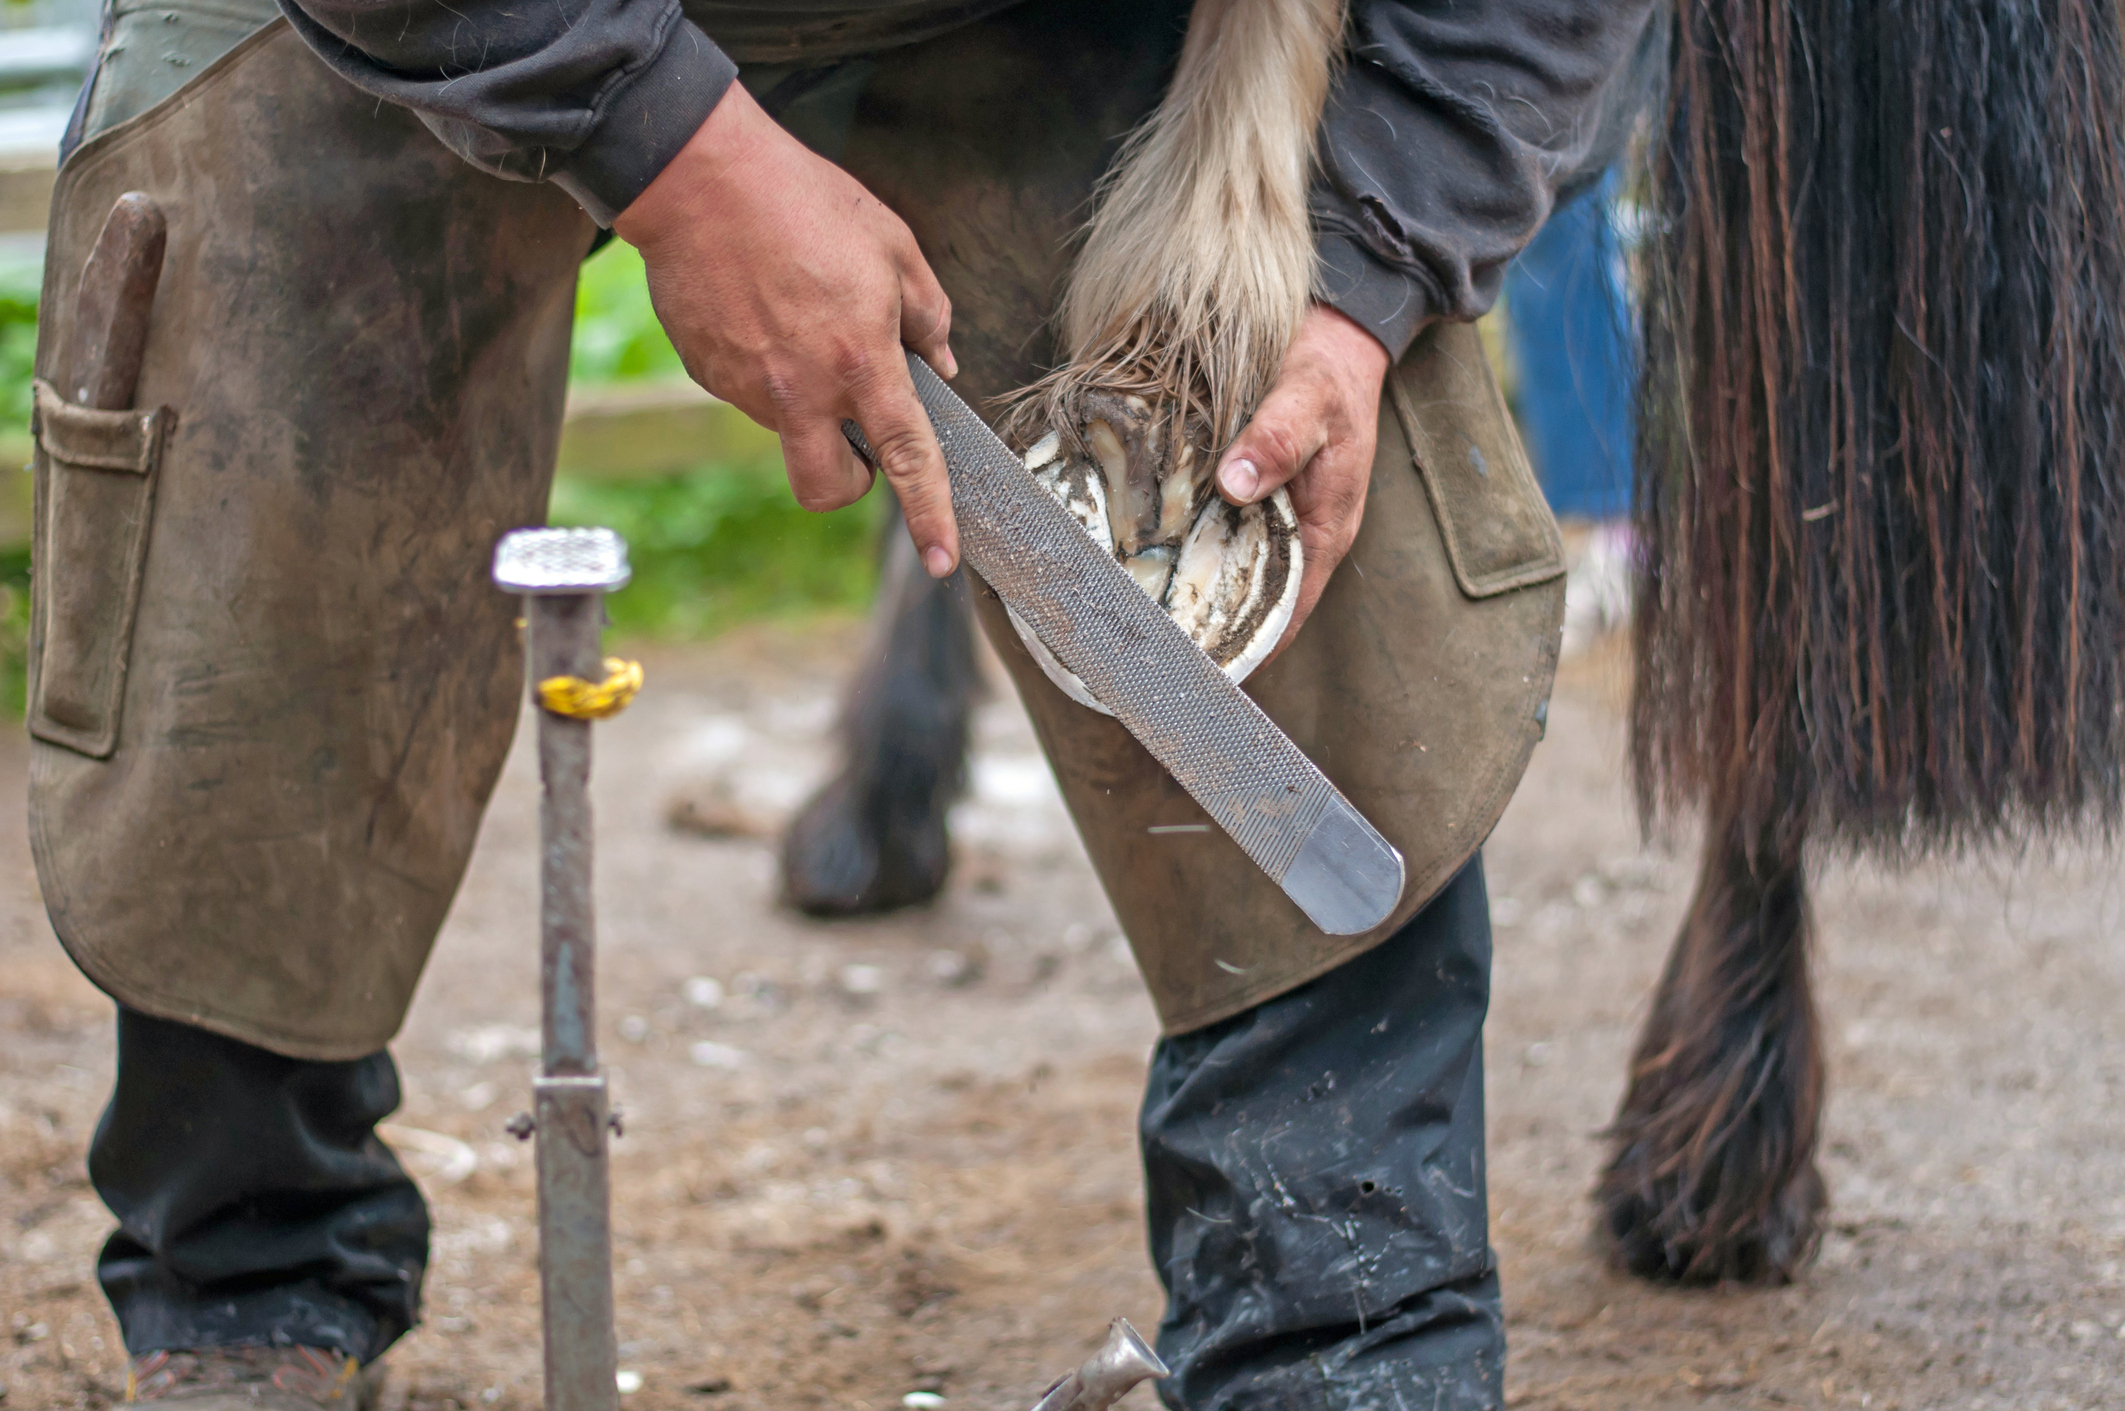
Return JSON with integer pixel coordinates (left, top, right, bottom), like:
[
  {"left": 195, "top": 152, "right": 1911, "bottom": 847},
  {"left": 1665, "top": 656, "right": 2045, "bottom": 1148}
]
[{"left": 3, "top": 623, "right": 2121, "bottom": 1411}]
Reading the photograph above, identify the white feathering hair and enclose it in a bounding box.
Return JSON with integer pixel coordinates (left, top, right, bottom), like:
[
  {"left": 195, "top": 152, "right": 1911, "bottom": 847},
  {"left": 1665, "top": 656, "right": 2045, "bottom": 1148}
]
[{"left": 1008, "top": 0, "right": 1347, "bottom": 451}]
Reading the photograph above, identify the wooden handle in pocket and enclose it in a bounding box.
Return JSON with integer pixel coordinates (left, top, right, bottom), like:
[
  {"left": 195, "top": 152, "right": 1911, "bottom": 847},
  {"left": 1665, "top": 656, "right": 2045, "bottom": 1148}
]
[{"left": 68, "top": 192, "right": 167, "bottom": 412}]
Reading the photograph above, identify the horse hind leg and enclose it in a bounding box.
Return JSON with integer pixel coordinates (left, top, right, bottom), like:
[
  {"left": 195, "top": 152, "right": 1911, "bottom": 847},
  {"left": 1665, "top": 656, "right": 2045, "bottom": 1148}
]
[
  {"left": 780, "top": 508, "right": 980, "bottom": 917},
  {"left": 1598, "top": 807, "right": 1827, "bottom": 1283}
]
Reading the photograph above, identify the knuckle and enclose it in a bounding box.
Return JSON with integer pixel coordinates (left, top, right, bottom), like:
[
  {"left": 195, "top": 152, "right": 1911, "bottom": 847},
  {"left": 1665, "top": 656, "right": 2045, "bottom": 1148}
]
[
  {"left": 792, "top": 476, "right": 858, "bottom": 513},
  {"left": 868, "top": 425, "right": 938, "bottom": 481},
  {"left": 830, "top": 340, "right": 882, "bottom": 387},
  {"left": 1254, "top": 421, "right": 1307, "bottom": 475},
  {"left": 761, "top": 370, "right": 806, "bottom": 418}
]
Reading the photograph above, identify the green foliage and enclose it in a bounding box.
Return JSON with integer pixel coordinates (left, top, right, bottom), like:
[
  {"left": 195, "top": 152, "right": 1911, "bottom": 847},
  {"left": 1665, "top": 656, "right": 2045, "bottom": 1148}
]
[
  {"left": 570, "top": 241, "right": 686, "bottom": 386},
  {"left": 0, "top": 254, "right": 36, "bottom": 717},
  {"left": 557, "top": 239, "right": 882, "bottom": 637},
  {"left": 0, "top": 262, "right": 37, "bottom": 439},
  {"left": 550, "top": 462, "right": 884, "bottom": 639},
  {"left": 0, "top": 544, "right": 25, "bottom": 718}
]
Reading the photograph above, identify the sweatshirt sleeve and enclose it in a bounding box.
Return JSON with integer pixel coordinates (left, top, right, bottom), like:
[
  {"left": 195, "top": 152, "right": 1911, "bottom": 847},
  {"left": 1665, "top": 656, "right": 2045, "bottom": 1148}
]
[
  {"left": 274, "top": 0, "right": 738, "bottom": 225},
  {"left": 1313, "top": 0, "right": 1666, "bottom": 359}
]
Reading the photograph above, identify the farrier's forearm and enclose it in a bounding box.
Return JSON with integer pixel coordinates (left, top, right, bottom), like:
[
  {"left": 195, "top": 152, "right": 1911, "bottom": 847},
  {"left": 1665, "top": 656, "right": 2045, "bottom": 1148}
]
[
  {"left": 1313, "top": 0, "right": 1665, "bottom": 360},
  {"left": 273, "top": 0, "right": 737, "bottom": 224}
]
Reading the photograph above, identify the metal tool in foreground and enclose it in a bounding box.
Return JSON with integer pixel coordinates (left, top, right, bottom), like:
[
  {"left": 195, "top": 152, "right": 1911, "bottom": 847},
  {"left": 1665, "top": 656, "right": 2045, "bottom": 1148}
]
[
  {"left": 493, "top": 527, "right": 636, "bottom": 1411},
  {"left": 844, "top": 354, "right": 1404, "bottom": 935},
  {"left": 1028, "top": 1318, "right": 1169, "bottom": 1411}
]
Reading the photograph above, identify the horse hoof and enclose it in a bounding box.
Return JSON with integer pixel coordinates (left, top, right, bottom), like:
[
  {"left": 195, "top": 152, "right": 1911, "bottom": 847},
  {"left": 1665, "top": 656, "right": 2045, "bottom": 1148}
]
[
  {"left": 1012, "top": 394, "right": 1300, "bottom": 713},
  {"left": 779, "top": 773, "right": 951, "bottom": 918},
  {"left": 1599, "top": 1146, "right": 1827, "bottom": 1286}
]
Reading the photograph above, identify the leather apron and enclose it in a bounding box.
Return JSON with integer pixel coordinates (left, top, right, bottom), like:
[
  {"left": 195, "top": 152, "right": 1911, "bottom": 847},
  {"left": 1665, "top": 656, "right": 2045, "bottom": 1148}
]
[
  {"left": 28, "top": 0, "right": 1559, "bottom": 1056},
  {"left": 28, "top": 20, "right": 594, "bottom": 1060}
]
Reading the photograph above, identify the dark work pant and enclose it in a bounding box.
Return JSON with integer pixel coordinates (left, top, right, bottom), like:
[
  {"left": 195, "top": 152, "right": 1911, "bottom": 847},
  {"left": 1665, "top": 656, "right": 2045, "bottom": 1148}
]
[
  {"left": 90, "top": 1008, "right": 429, "bottom": 1364},
  {"left": 1142, "top": 859, "right": 1503, "bottom": 1411}
]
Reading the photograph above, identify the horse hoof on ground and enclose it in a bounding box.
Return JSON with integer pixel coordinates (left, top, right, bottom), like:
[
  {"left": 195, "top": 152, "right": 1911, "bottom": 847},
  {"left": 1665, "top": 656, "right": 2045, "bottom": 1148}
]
[
  {"left": 779, "top": 772, "right": 952, "bottom": 918},
  {"left": 1595, "top": 810, "right": 1827, "bottom": 1286},
  {"left": 1599, "top": 1142, "right": 1826, "bottom": 1285}
]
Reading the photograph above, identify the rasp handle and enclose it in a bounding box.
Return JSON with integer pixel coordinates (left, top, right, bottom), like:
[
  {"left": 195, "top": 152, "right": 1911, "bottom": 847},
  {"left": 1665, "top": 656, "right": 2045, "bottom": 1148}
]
[{"left": 843, "top": 353, "right": 1405, "bottom": 935}]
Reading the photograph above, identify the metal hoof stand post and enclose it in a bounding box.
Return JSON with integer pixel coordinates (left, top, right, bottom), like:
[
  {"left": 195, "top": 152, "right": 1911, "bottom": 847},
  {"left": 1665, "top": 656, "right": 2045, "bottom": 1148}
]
[
  {"left": 493, "top": 527, "right": 636, "bottom": 1411},
  {"left": 492, "top": 529, "right": 1168, "bottom": 1411}
]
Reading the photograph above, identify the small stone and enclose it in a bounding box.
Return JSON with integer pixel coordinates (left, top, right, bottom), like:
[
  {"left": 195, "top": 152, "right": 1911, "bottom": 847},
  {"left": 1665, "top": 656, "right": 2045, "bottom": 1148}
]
[
  {"left": 690, "top": 1041, "right": 748, "bottom": 1071},
  {"left": 666, "top": 786, "right": 776, "bottom": 840},
  {"left": 838, "top": 964, "right": 886, "bottom": 996},
  {"left": 686, "top": 1377, "right": 732, "bottom": 1396},
  {"left": 618, "top": 1015, "right": 650, "bottom": 1044},
  {"left": 684, "top": 976, "right": 725, "bottom": 1009},
  {"left": 616, "top": 1370, "right": 644, "bottom": 1395},
  {"left": 925, "top": 950, "right": 978, "bottom": 987},
  {"left": 903, "top": 1394, "right": 946, "bottom": 1409}
]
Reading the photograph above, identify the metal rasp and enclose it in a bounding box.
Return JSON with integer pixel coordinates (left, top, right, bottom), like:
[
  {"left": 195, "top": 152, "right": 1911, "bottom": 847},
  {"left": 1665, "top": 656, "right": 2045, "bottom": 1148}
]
[{"left": 844, "top": 353, "right": 1405, "bottom": 936}]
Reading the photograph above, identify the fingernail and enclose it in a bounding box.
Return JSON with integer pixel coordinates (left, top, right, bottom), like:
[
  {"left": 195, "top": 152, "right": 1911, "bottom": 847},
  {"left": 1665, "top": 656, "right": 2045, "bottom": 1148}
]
[
  {"left": 941, "top": 349, "right": 959, "bottom": 379},
  {"left": 1220, "top": 458, "right": 1259, "bottom": 500},
  {"left": 924, "top": 545, "right": 955, "bottom": 578}
]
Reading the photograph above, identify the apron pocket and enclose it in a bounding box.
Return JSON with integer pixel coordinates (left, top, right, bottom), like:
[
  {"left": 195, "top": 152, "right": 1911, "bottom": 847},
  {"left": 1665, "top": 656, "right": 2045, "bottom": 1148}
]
[
  {"left": 28, "top": 378, "right": 172, "bottom": 757},
  {"left": 1387, "top": 323, "right": 1565, "bottom": 600}
]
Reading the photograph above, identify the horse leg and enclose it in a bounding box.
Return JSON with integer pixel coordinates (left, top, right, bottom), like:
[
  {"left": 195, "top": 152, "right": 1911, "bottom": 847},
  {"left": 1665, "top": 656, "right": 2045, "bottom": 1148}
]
[
  {"left": 780, "top": 508, "right": 981, "bottom": 916},
  {"left": 1597, "top": 805, "right": 1827, "bottom": 1283}
]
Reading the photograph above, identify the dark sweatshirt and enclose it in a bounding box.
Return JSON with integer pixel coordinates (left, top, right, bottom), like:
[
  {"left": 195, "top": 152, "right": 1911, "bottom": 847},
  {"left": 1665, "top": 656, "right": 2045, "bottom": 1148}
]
[{"left": 273, "top": 0, "right": 1661, "bottom": 360}]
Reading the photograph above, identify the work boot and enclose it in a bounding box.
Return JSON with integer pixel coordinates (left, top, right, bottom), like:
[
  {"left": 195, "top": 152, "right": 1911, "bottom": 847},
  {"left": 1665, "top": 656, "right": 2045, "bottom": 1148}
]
[{"left": 124, "top": 1347, "right": 382, "bottom": 1409}]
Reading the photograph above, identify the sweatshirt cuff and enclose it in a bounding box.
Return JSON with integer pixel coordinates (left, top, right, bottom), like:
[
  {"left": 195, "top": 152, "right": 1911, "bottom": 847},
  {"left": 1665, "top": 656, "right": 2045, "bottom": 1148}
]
[
  {"left": 1315, "top": 231, "right": 1439, "bottom": 364},
  {"left": 552, "top": 17, "right": 737, "bottom": 227}
]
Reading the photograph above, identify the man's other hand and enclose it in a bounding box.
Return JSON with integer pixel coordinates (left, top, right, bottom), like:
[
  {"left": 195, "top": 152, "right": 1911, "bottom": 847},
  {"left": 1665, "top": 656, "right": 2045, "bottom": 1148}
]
[
  {"left": 614, "top": 83, "right": 961, "bottom": 577},
  {"left": 1213, "top": 303, "right": 1393, "bottom": 657}
]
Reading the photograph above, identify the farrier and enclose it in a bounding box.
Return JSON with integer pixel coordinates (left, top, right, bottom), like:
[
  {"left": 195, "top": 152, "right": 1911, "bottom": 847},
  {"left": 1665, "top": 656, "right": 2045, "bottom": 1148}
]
[{"left": 28, "top": 1, "right": 1657, "bottom": 1406}]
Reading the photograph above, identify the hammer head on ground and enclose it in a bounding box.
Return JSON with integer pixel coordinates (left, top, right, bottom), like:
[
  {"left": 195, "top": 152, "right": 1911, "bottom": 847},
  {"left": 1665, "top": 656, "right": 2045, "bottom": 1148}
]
[{"left": 1029, "top": 1318, "right": 1169, "bottom": 1411}]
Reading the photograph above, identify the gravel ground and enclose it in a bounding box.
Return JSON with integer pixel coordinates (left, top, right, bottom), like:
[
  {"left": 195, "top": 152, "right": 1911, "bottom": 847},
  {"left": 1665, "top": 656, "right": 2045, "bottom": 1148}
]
[{"left": 2, "top": 624, "right": 2120, "bottom": 1411}]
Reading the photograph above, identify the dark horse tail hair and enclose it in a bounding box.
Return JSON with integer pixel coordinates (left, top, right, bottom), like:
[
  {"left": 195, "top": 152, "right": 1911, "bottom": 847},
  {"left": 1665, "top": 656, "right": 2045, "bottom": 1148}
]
[{"left": 1616, "top": 0, "right": 2125, "bottom": 1280}]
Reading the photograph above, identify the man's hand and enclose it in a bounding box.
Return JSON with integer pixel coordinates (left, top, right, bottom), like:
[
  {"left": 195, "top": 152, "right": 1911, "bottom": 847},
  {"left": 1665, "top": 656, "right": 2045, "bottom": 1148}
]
[
  {"left": 1215, "top": 303, "right": 1393, "bottom": 656},
  {"left": 613, "top": 83, "right": 962, "bottom": 577}
]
